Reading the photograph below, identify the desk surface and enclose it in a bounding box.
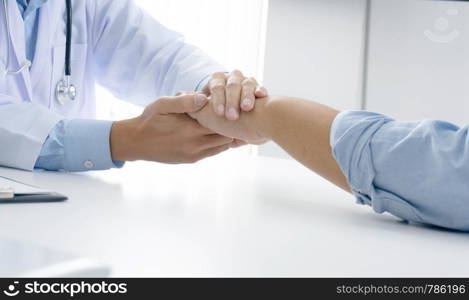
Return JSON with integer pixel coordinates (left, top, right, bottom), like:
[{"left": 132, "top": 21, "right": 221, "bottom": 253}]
[{"left": 0, "top": 154, "right": 468, "bottom": 277}]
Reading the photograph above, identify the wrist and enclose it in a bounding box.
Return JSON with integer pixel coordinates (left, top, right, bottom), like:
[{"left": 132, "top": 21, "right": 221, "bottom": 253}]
[
  {"left": 110, "top": 117, "right": 140, "bottom": 161},
  {"left": 244, "top": 96, "right": 283, "bottom": 140}
]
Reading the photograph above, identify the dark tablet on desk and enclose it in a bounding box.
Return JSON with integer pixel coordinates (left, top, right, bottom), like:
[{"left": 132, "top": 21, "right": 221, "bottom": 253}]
[
  {"left": 0, "top": 193, "right": 68, "bottom": 204},
  {"left": 0, "top": 176, "right": 68, "bottom": 204}
]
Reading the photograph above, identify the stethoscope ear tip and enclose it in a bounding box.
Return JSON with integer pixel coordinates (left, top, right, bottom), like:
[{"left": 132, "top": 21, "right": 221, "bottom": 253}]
[
  {"left": 4, "top": 61, "right": 31, "bottom": 75},
  {"left": 2, "top": 0, "right": 32, "bottom": 76}
]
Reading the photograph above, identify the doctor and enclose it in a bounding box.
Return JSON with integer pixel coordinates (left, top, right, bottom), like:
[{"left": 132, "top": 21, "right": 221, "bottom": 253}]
[{"left": 0, "top": 0, "right": 267, "bottom": 171}]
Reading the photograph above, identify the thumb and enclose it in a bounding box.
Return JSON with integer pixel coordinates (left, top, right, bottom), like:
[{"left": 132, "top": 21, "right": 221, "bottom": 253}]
[{"left": 156, "top": 93, "right": 208, "bottom": 114}]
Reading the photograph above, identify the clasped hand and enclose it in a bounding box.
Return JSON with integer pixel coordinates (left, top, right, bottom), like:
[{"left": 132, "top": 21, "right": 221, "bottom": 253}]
[
  {"left": 188, "top": 93, "right": 269, "bottom": 145},
  {"left": 110, "top": 70, "right": 269, "bottom": 164}
]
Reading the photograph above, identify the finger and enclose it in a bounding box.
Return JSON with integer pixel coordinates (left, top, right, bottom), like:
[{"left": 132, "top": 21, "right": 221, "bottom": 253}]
[
  {"left": 240, "top": 77, "right": 257, "bottom": 112},
  {"left": 255, "top": 86, "right": 268, "bottom": 98},
  {"left": 196, "top": 134, "right": 234, "bottom": 151},
  {"left": 196, "top": 144, "right": 231, "bottom": 162},
  {"left": 225, "top": 70, "right": 244, "bottom": 120},
  {"left": 209, "top": 72, "right": 227, "bottom": 117},
  {"left": 156, "top": 93, "right": 208, "bottom": 114}
]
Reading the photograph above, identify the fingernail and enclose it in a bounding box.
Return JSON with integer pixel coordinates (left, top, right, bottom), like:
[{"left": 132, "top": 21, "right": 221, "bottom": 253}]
[
  {"left": 242, "top": 98, "right": 253, "bottom": 108},
  {"left": 228, "top": 108, "right": 238, "bottom": 120},
  {"left": 195, "top": 94, "right": 207, "bottom": 107},
  {"left": 217, "top": 104, "right": 225, "bottom": 115}
]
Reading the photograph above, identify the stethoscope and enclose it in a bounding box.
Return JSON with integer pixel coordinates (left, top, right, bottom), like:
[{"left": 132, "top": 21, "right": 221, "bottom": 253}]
[{"left": 2, "top": 0, "right": 76, "bottom": 105}]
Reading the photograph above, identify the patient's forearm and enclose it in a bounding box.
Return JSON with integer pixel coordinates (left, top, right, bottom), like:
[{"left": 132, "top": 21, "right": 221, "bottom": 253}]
[
  {"left": 192, "top": 96, "right": 349, "bottom": 191},
  {"left": 253, "top": 97, "right": 350, "bottom": 192}
]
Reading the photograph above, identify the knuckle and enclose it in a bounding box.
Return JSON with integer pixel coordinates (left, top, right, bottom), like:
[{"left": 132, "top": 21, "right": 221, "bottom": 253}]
[
  {"left": 242, "top": 78, "right": 255, "bottom": 86},
  {"left": 211, "top": 83, "right": 225, "bottom": 92},
  {"left": 226, "top": 82, "right": 241, "bottom": 90},
  {"left": 212, "top": 72, "right": 226, "bottom": 79},
  {"left": 230, "top": 69, "right": 243, "bottom": 77}
]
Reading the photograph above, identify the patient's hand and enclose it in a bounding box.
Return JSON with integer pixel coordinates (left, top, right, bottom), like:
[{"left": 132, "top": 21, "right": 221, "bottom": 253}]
[{"left": 189, "top": 94, "right": 269, "bottom": 145}]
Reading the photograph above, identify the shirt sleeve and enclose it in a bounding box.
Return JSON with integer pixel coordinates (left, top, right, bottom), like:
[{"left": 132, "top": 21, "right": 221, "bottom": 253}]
[
  {"left": 35, "top": 119, "right": 124, "bottom": 172},
  {"left": 330, "top": 110, "right": 469, "bottom": 231}
]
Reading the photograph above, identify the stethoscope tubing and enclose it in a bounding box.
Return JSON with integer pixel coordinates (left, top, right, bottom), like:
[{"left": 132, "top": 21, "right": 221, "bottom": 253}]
[{"left": 65, "top": 0, "right": 72, "bottom": 76}]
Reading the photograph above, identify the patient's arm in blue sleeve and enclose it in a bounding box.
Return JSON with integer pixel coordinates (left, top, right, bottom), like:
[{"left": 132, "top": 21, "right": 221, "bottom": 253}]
[
  {"left": 35, "top": 119, "right": 124, "bottom": 172},
  {"left": 331, "top": 110, "right": 469, "bottom": 231}
]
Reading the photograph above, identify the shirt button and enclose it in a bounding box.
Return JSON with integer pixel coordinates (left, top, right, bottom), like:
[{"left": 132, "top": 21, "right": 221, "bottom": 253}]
[{"left": 84, "top": 160, "right": 94, "bottom": 169}]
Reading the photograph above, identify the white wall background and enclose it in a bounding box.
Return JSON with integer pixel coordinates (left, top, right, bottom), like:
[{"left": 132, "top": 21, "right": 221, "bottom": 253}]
[
  {"left": 259, "top": 0, "right": 368, "bottom": 158},
  {"left": 365, "top": 0, "right": 469, "bottom": 126},
  {"left": 260, "top": 0, "right": 469, "bottom": 159}
]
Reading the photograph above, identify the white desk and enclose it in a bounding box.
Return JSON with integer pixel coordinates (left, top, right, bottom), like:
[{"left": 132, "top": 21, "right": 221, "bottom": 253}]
[{"left": 0, "top": 155, "right": 468, "bottom": 277}]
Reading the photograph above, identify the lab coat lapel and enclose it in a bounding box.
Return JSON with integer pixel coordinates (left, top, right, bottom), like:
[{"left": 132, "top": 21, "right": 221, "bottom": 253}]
[
  {"left": 29, "top": 1, "right": 50, "bottom": 89},
  {"left": 7, "top": 0, "right": 33, "bottom": 102}
]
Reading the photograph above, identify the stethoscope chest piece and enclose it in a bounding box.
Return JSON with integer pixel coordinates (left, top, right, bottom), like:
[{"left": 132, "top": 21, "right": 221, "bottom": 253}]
[
  {"left": 56, "top": 0, "right": 75, "bottom": 106},
  {"left": 56, "top": 76, "right": 77, "bottom": 105}
]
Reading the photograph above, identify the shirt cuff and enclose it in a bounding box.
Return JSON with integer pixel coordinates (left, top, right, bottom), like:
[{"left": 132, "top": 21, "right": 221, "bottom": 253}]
[
  {"left": 63, "top": 119, "right": 124, "bottom": 172},
  {"left": 330, "top": 110, "right": 393, "bottom": 208}
]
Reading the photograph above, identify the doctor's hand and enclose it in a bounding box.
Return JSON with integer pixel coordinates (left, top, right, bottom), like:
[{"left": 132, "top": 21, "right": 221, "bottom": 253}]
[
  {"left": 110, "top": 94, "right": 235, "bottom": 164},
  {"left": 203, "top": 70, "right": 268, "bottom": 121}
]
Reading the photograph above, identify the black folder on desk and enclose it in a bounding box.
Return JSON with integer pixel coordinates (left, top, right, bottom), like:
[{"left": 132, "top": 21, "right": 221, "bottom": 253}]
[
  {"left": 0, "top": 176, "right": 68, "bottom": 204},
  {"left": 0, "top": 193, "right": 68, "bottom": 204}
]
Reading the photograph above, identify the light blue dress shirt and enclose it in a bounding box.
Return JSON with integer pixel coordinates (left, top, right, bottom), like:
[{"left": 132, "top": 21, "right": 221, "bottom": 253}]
[
  {"left": 331, "top": 110, "right": 469, "bottom": 231},
  {"left": 18, "top": 0, "right": 211, "bottom": 172},
  {"left": 16, "top": 0, "right": 44, "bottom": 63}
]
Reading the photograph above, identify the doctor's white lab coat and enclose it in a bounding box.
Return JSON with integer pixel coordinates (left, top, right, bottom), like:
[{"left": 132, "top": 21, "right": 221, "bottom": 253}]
[{"left": 0, "top": 0, "right": 224, "bottom": 170}]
